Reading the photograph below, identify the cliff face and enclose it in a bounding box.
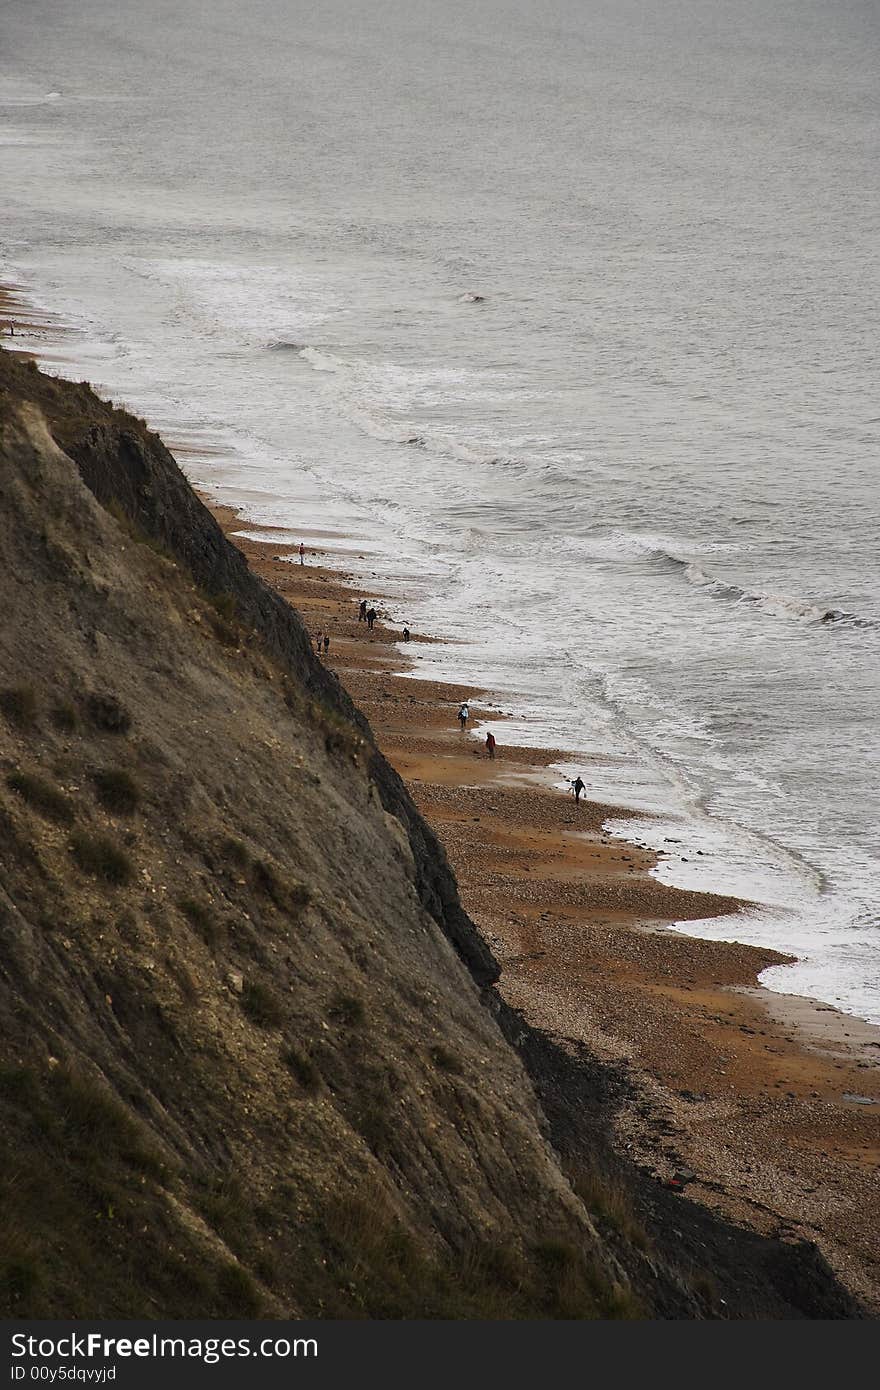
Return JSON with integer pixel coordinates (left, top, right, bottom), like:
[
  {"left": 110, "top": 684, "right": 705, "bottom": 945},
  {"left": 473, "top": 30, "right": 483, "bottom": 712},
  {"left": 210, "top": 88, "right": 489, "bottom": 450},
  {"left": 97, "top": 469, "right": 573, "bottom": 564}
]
[
  {"left": 12, "top": 358, "right": 496, "bottom": 992},
  {"left": 0, "top": 361, "right": 614, "bottom": 1318},
  {"left": 0, "top": 351, "right": 861, "bottom": 1319}
]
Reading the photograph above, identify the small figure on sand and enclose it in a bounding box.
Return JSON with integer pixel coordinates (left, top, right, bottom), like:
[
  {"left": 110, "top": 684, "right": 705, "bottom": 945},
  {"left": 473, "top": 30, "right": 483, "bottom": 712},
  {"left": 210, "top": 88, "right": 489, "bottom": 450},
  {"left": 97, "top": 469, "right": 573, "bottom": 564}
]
[
  {"left": 358, "top": 599, "right": 367, "bottom": 622},
  {"left": 299, "top": 541, "right": 305, "bottom": 565},
  {"left": 367, "top": 607, "right": 377, "bottom": 631},
  {"left": 457, "top": 702, "right": 469, "bottom": 731},
  {"left": 485, "top": 731, "right": 496, "bottom": 759},
  {"left": 403, "top": 625, "right": 410, "bottom": 643},
  {"left": 315, "top": 631, "right": 323, "bottom": 652},
  {"left": 571, "top": 775, "right": 585, "bottom": 805},
  {"left": 323, "top": 634, "right": 330, "bottom": 654}
]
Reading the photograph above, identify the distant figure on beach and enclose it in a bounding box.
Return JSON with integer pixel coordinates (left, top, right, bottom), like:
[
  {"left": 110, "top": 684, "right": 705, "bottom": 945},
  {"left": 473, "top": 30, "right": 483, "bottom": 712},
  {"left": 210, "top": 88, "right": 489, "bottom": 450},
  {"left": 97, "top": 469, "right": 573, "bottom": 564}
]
[
  {"left": 358, "top": 599, "right": 367, "bottom": 622},
  {"left": 571, "top": 775, "right": 585, "bottom": 805},
  {"left": 485, "top": 731, "right": 496, "bottom": 759},
  {"left": 323, "top": 634, "right": 330, "bottom": 654},
  {"left": 457, "top": 702, "right": 469, "bottom": 731},
  {"left": 299, "top": 541, "right": 305, "bottom": 565},
  {"left": 403, "top": 626, "right": 410, "bottom": 643},
  {"left": 367, "top": 607, "right": 377, "bottom": 630}
]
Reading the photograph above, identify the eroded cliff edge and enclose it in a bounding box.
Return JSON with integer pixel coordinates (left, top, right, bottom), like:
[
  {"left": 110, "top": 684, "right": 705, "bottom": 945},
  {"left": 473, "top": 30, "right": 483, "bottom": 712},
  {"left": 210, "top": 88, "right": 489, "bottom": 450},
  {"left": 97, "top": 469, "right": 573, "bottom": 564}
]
[{"left": 0, "top": 351, "right": 861, "bottom": 1318}]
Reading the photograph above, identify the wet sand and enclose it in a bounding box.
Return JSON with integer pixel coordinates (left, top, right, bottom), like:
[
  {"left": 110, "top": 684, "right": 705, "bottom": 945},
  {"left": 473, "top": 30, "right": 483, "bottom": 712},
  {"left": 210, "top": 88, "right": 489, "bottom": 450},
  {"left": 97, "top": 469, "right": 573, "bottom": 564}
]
[
  {"left": 0, "top": 284, "right": 72, "bottom": 362},
  {"left": 209, "top": 509, "right": 880, "bottom": 1310}
]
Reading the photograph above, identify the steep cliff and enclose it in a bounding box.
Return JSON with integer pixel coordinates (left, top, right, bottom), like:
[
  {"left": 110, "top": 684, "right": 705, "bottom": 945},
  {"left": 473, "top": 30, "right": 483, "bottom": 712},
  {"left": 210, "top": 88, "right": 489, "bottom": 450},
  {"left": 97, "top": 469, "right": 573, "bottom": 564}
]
[{"left": 0, "top": 351, "right": 861, "bottom": 1319}]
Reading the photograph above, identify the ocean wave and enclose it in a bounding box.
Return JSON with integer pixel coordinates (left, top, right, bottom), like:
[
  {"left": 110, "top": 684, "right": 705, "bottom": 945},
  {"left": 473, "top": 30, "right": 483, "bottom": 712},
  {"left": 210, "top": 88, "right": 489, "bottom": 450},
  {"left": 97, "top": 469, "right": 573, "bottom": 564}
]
[
  {"left": 0, "top": 91, "right": 62, "bottom": 106},
  {"left": 657, "top": 551, "right": 877, "bottom": 629},
  {"left": 296, "top": 344, "right": 523, "bottom": 468},
  {"left": 299, "top": 345, "right": 347, "bottom": 373}
]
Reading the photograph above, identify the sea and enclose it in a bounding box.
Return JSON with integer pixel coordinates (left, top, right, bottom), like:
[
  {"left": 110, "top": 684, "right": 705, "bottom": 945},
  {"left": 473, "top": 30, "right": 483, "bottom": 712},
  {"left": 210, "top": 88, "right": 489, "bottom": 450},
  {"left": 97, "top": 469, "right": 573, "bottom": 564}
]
[{"left": 2, "top": 0, "right": 878, "bottom": 1021}]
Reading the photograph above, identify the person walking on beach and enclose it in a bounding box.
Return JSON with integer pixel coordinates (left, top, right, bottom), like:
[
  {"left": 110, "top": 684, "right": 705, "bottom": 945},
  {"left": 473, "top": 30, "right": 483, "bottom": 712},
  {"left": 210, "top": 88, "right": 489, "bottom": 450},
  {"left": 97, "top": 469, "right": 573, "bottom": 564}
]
[
  {"left": 299, "top": 541, "right": 305, "bottom": 565},
  {"left": 315, "top": 631, "right": 323, "bottom": 652},
  {"left": 571, "top": 775, "right": 585, "bottom": 805},
  {"left": 403, "top": 625, "right": 410, "bottom": 643},
  {"left": 358, "top": 599, "right": 367, "bottom": 622},
  {"left": 367, "top": 607, "right": 377, "bottom": 631},
  {"left": 323, "top": 634, "right": 330, "bottom": 654},
  {"left": 485, "top": 731, "right": 496, "bottom": 759},
  {"left": 457, "top": 702, "right": 469, "bottom": 732}
]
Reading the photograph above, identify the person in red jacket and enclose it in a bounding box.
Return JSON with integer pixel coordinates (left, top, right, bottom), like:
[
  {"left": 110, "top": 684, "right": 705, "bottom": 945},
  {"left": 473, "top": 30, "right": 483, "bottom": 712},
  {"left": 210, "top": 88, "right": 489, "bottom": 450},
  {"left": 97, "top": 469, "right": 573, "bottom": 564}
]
[{"left": 485, "top": 731, "right": 496, "bottom": 760}]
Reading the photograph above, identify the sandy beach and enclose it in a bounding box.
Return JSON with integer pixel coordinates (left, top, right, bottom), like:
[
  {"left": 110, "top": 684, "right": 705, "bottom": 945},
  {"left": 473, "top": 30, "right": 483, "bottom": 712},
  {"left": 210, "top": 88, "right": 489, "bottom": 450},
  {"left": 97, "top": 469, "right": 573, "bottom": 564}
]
[{"left": 207, "top": 508, "right": 880, "bottom": 1309}]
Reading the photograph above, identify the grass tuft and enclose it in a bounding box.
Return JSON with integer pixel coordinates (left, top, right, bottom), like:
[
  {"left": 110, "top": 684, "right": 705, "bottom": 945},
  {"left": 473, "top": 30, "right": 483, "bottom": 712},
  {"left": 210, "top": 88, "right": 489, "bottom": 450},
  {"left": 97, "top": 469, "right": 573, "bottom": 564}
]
[
  {"left": 1, "top": 1252, "right": 41, "bottom": 1306},
  {"left": 428, "top": 1044, "right": 463, "bottom": 1075},
  {"left": 178, "top": 897, "right": 218, "bottom": 947},
  {"left": 70, "top": 830, "right": 134, "bottom": 886},
  {"left": 85, "top": 692, "right": 131, "bottom": 735},
  {"left": 218, "top": 837, "right": 250, "bottom": 869},
  {"left": 306, "top": 698, "right": 363, "bottom": 758},
  {"left": 239, "top": 981, "right": 285, "bottom": 1029},
  {"left": 206, "top": 591, "right": 237, "bottom": 622},
  {"left": 329, "top": 992, "right": 365, "bottom": 1028},
  {"left": 105, "top": 498, "right": 174, "bottom": 562},
  {"left": 92, "top": 768, "right": 141, "bottom": 815},
  {"left": 281, "top": 1045, "right": 320, "bottom": 1093},
  {"left": 216, "top": 1262, "right": 261, "bottom": 1316},
  {"left": 49, "top": 701, "right": 78, "bottom": 733},
  {"left": 7, "top": 771, "right": 75, "bottom": 825},
  {"left": 0, "top": 1063, "right": 168, "bottom": 1182},
  {"left": 209, "top": 616, "right": 239, "bottom": 648},
  {"left": 0, "top": 686, "right": 37, "bottom": 730},
  {"left": 250, "top": 859, "right": 310, "bottom": 915},
  {"left": 570, "top": 1162, "right": 651, "bottom": 1253}
]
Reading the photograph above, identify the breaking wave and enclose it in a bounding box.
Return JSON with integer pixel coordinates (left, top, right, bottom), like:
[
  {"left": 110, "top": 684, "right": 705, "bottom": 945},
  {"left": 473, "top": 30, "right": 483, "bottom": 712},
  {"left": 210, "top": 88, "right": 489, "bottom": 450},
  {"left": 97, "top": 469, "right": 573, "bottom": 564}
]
[{"left": 656, "top": 551, "right": 876, "bottom": 629}]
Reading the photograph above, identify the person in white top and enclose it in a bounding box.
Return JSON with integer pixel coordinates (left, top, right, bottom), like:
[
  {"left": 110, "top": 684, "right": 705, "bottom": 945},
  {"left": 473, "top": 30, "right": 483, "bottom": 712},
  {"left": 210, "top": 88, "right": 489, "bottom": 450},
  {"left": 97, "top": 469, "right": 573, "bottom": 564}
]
[{"left": 457, "top": 702, "right": 469, "bottom": 731}]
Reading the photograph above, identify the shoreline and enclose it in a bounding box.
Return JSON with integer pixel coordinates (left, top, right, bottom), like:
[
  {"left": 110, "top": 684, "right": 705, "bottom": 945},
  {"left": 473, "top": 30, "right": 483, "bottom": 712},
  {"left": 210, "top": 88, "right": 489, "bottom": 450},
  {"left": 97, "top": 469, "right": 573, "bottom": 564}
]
[
  {"left": 205, "top": 502, "right": 880, "bottom": 1308},
  {"left": 4, "top": 277, "right": 878, "bottom": 1306},
  {"left": 0, "top": 282, "right": 73, "bottom": 363}
]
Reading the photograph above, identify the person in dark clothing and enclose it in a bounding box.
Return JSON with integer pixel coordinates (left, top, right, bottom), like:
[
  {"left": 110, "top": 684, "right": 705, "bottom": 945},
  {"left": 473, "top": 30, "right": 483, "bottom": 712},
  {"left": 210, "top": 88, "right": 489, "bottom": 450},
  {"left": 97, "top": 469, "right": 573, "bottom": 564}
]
[
  {"left": 457, "top": 702, "right": 469, "bottom": 731},
  {"left": 367, "top": 607, "right": 377, "bottom": 630},
  {"left": 358, "top": 599, "right": 367, "bottom": 622},
  {"left": 485, "top": 731, "right": 496, "bottom": 759},
  {"left": 323, "top": 634, "right": 330, "bottom": 653},
  {"left": 572, "top": 775, "right": 585, "bottom": 804},
  {"left": 403, "top": 626, "right": 410, "bottom": 642},
  {"left": 299, "top": 541, "right": 305, "bottom": 565}
]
